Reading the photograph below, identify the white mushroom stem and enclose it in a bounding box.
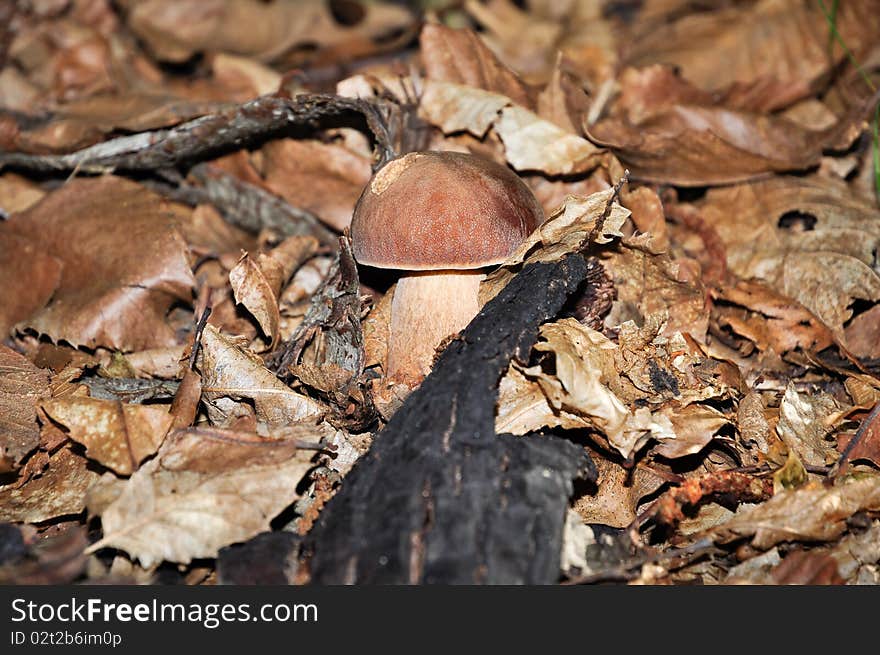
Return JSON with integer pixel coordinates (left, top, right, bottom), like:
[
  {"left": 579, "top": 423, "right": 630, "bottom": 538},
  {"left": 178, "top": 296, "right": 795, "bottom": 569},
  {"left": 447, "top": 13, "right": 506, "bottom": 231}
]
[{"left": 386, "top": 270, "right": 484, "bottom": 386}]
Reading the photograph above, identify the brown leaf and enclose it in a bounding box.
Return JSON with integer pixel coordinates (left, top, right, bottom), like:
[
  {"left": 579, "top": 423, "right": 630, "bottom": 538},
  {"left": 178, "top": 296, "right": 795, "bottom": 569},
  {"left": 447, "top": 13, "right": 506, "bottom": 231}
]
[
  {"left": 126, "top": 0, "right": 415, "bottom": 65},
  {"left": 42, "top": 397, "right": 173, "bottom": 475},
  {"left": 419, "top": 22, "right": 534, "bottom": 109},
  {"left": 87, "top": 427, "right": 317, "bottom": 567},
  {"left": 229, "top": 235, "right": 318, "bottom": 348},
  {"left": 711, "top": 279, "right": 838, "bottom": 357},
  {"left": 170, "top": 368, "right": 202, "bottom": 431},
  {"left": 625, "top": 1, "right": 880, "bottom": 111},
  {"left": 572, "top": 455, "right": 666, "bottom": 528},
  {"left": 836, "top": 406, "right": 880, "bottom": 469},
  {"left": 712, "top": 476, "right": 880, "bottom": 549},
  {"left": 698, "top": 176, "right": 880, "bottom": 344},
  {"left": 0, "top": 232, "right": 62, "bottom": 338},
  {"left": 769, "top": 549, "right": 845, "bottom": 585},
  {"left": 1, "top": 176, "right": 194, "bottom": 351},
  {"left": 775, "top": 384, "right": 841, "bottom": 467},
  {"left": 652, "top": 405, "right": 729, "bottom": 459},
  {"left": 0, "top": 443, "right": 100, "bottom": 522},
  {"left": 260, "top": 139, "right": 372, "bottom": 232},
  {"left": 197, "top": 324, "right": 324, "bottom": 430},
  {"left": 0, "top": 345, "right": 51, "bottom": 472}
]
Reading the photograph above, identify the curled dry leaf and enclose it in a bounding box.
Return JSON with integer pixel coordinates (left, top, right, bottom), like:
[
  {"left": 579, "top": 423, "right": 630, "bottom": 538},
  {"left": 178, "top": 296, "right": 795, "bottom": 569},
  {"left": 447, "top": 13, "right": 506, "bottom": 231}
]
[
  {"left": 712, "top": 476, "right": 880, "bottom": 550},
  {"left": 197, "top": 324, "right": 324, "bottom": 431},
  {"left": 496, "top": 317, "right": 739, "bottom": 460},
  {"left": 0, "top": 345, "right": 50, "bottom": 473},
  {"left": 229, "top": 235, "right": 318, "bottom": 348},
  {"left": 775, "top": 384, "right": 842, "bottom": 468},
  {"left": 419, "top": 22, "right": 534, "bottom": 109},
  {"left": 0, "top": 176, "right": 194, "bottom": 351},
  {"left": 0, "top": 444, "right": 100, "bottom": 522},
  {"left": 481, "top": 187, "right": 629, "bottom": 303},
  {"left": 420, "top": 80, "right": 605, "bottom": 176},
  {"left": 87, "top": 427, "right": 317, "bottom": 567},
  {"left": 572, "top": 455, "right": 667, "bottom": 528},
  {"left": 42, "top": 397, "right": 174, "bottom": 476}
]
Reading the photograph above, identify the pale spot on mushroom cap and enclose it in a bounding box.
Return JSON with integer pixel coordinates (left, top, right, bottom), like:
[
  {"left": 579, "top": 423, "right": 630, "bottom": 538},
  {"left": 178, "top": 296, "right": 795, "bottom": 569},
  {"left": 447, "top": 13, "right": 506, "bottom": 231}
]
[{"left": 371, "top": 152, "right": 426, "bottom": 195}]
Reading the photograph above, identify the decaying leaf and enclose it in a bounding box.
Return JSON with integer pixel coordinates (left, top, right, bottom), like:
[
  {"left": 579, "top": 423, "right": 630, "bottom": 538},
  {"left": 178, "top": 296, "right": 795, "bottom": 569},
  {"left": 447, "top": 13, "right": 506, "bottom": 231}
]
[
  {"left": 0, "top": 176, "right": 194, "bottom": 351},
  {"left": 481, "top": 187, "right": 629, "bottom": 303},
  {"left": 698, "top": 176, "right": 880, "bottom": 343},
  {"left": 775, "top": 384, "right": 842, "bottom": 467},
  {"left": 0, "top": 345, "right": 50, "bottom": 473},
  {"left": 197, "top": 324, "right": 324, "bottom": 431},
  {"left": 229, "top": 235, "right": 318, "bottom": 348},
  {"left": 0, "top": 444, "right": 100, "bottom": 523},
  {"left": 712, "top": 476, "right": 880, "bottom": 549},
  {"left": 42, "top": 397, "right": 173, "bottom": 476},
  {"left": 625, "top": 0, "right": 880, "bottom": 111},
  {"left": 420, "top": 80, "right": 605, "bottom": 176},
  {"left": 87, "top": 428, "right": 317, "bottom": 567}
]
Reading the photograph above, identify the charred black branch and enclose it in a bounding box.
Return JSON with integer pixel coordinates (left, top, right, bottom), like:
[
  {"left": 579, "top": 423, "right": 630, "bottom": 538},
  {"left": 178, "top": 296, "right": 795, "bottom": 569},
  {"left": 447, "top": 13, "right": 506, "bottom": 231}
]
[{"left": 306, "top": 253, "right": 596, "bottom": 584}]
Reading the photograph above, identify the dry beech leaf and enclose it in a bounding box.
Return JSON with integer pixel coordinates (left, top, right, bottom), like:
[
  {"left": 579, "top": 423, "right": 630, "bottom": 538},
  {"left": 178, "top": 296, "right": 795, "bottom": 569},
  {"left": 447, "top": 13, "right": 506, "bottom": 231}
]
[
  {"left": 496, "top": 317, "right": 737, "bottom": 460},
  {"left": 87, "top": 428, "right": 316, "bottom": 567},
  {"left": 0, "top": 345, "right": 50, "bottom": 472},
  {"left": 260, "top": 139, "right": 372, "bottom": 232},
  {"left": 625, "top": 0, "right": 880, "bottom": 111},
  {"left": 711, "top": 279, "right": 838, "bottom": 358},
  {"left": 712, "top": 476, "right": 880, "bottom": 549},
  {"left": 653, "top": 405, "right": 729, "bottom": 459},
  {"left": 419, "top": 80, "right": 604, "bottom": 176},
  {"left": 572, "top": 455, "right": 666, "bottom": 529},
  {"left": 229, "top": 236, "right": 318, "bottom": 348},
  {"left": 698, "top": 176, "right": 880, "bottom": 344},
  {"left": 0, "top": 232, "right": 62, "bottom": 338},
  {"left": 42, "top": 397, "right": 174, "bottom": 476},
  {"left": 481, "top": 187, "right": 629, "bottom": 303},
  {"left": 419, "top": 22, "right": 534, "bottom": 109},
  {"left": 1, "top": 176, "right": 194, "bottom": 351},
  {"left": 197, "top": 324, "right": 324, "bottom": 430},
  {"left": 418, "top": 81, "right": 509, "bottom": 138},
  {"left": 601, "top": 239, "right": 709, "bottom": 342},
  {"left": 836, "top": 407, "right": 880, "bottom": 469},
  {"left": 774, "top": 384, "right": 842, "bottom": 467},
  {"left": 126, "top": 0, "right": 415, "bottom": 64},
  {"left": 170, "top": 368, "right": 202, "bottom": 431},
  {"left": 0, "top": 443, "right": 100, "bottom": 522}
]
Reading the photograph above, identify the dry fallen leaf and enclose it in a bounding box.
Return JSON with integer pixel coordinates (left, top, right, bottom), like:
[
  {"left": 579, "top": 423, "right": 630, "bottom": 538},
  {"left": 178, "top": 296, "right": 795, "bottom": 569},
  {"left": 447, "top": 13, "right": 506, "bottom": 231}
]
[
  {"left": 42, "top": 397, "right": 174, "bottom": 476},
  {"left": 0, "top": 345, "right": 50, "bottom": 473},
  {"left": 87, "top": 427, "right": 317, "bottom": 567},
  {"left": 197, "top": 324, "right": 324, "bottom": 431},
  {"left": 419, "top": 80, "right": 605, "bottom": 176},
  {"left": 624, "top": 0, "right": 880, "bottom": 111},
  {"left": 698, "top": 176, "right": 880, "bottom": 344},
  {"left": 712, "top": 476, "right": 880, "bottom": 549},
  {"left": 774, "top": 384, "right": 842, "bottom": 468},
  {"left": 229, "top": 235, "right": 318, "bottom": 348},
  {"left": 0, "top": 444, "right": 100, "bottom": 522},
  {"left": 1, "top": 176, "right": 194, "bottom": 351}
]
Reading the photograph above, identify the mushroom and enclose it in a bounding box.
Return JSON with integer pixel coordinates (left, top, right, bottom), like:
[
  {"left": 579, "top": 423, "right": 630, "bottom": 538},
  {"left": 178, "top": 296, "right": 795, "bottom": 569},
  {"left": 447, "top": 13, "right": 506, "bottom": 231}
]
[{"left": 350, "top": 150, "right": 543, "bottom": 386}]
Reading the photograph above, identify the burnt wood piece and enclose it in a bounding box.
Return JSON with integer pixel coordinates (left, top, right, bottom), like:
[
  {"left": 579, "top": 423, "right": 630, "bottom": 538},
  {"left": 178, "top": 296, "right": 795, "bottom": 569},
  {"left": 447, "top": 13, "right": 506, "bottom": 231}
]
[
  {"left": 0, "top": 94, "right": 397, "bottom": 174},
  {"left": 307, "top": 253, "right": 595, "bottom": 584},
  {"left": 217, "top": 532, "right": 301, "bottom": 585}
]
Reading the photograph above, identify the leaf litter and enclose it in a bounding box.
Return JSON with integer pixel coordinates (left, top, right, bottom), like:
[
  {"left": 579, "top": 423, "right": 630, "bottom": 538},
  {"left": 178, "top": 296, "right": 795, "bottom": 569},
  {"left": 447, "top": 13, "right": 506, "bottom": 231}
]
[{"left": 1, "top": 1, "right": 880, "bottom": 586}]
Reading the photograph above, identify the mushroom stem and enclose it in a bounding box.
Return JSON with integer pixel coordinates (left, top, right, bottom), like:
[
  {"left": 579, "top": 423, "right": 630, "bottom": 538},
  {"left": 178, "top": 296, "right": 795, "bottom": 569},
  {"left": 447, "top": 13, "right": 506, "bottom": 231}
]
[{"left": 387, "top": 270, "right": 484, "bottom": 386}]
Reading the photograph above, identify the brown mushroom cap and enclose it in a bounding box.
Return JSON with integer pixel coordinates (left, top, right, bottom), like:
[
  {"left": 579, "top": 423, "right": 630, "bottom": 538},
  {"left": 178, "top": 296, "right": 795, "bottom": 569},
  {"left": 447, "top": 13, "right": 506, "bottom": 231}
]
[{"left": 350, "top": 151, "right": 543, "bottom": 271}]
